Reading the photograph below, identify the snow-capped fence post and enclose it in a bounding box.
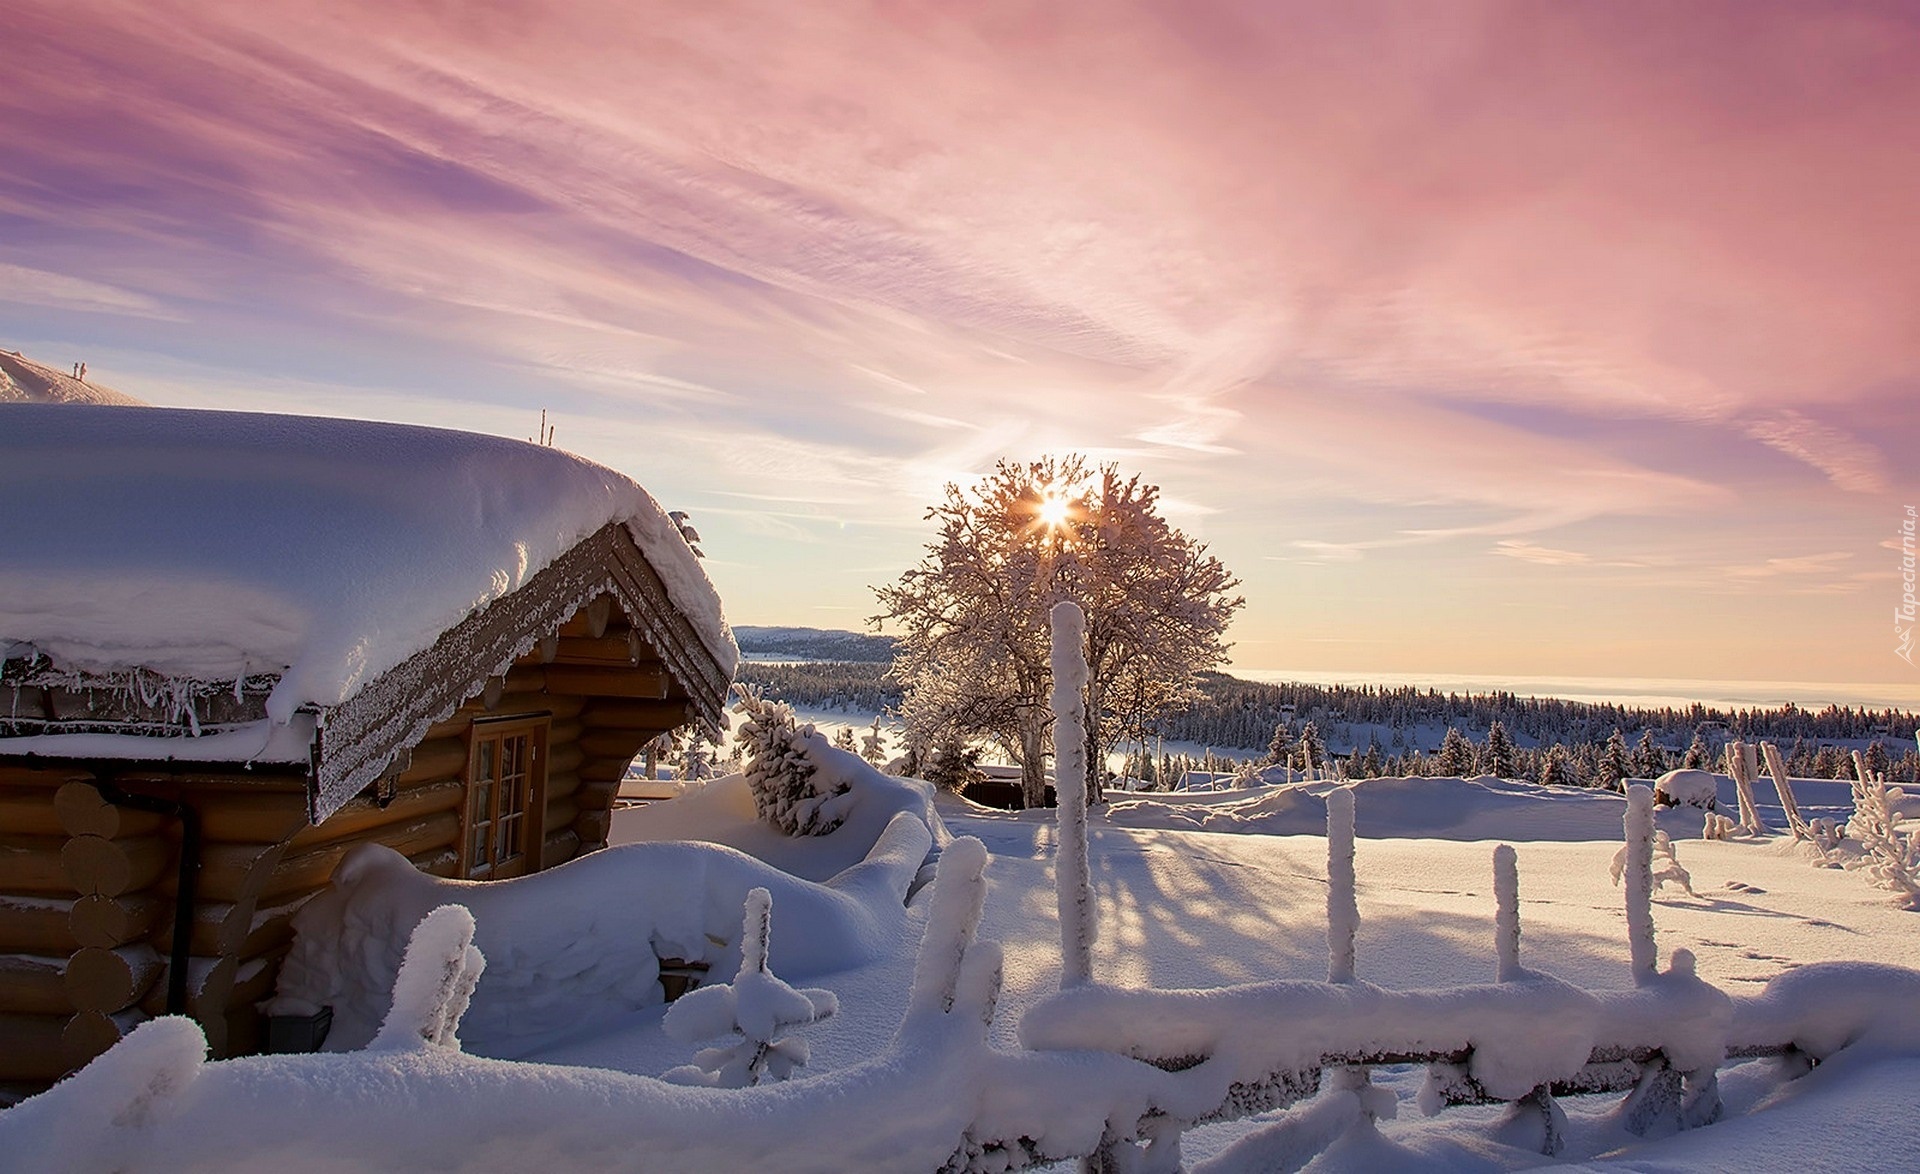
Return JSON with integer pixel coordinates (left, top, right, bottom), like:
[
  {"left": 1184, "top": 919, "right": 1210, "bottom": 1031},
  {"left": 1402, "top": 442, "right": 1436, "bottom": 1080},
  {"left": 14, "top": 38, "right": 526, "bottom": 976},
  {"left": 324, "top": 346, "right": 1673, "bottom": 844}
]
[
  {"left": 1760, "top": 742, "right": 1813, "bottom": 845},
  {"left": 1725, "top": 741, "right": 1763, "bottom": 834},
  {"left": 1493, "top": 843, "right": 1520, "bottom": 984},
  {"left": 370, "top": 904, "right": 485, "bottom": 1052},
  {"left": 1051, "top": 600, "right": 1096, "bottom": 989},
  {"left": 1326, "top": 786, "right": 1358, "bottom": 985},
  {"left": 1623, "top": 786, "right": 1657, "bottom": 986}
]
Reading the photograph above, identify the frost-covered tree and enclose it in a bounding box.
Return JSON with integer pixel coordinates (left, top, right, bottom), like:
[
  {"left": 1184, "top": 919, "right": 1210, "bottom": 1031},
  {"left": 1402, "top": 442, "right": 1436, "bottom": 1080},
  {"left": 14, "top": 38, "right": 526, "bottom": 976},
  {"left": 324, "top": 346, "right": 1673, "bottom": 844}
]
[
  {"left": 1634, "top": 730, "right": 1664, "bottom": 778},
  {"left": 1682, "top": 733, "right": 1710, "bottom": 771},
  {"left": 1297, "top": 721, "right": 1326, "bottom": 776},
  {"left": 874, "top": 455, "right": 1243, "bottom": 808},
  {"left": 1600, "top": 729, "right": 1632, "bottom": 790},
  {"left": 1483, "top": 720, "right": 1516, "bottom": 780},
  {"left": 1538, "top": 743, "right": 1572, "bottom": 788},
  {"left": 662, "top": 888, "right": 837, "bottom": 1087},
  {"left": 677, "top": 727, "right": 716, "bottom": 783},
  {"left": 1436, "top": 727, "right": 1474, "bottom": 777},
  {"left": 733, "top": 687, "right": 852, "bottom": 836},
  {"left": 1864, "top": 739, "right": 1892, "bottom": 780},
  {"left": 860, "top": 715, "right": 888, "bottom": 768},
  {"left": 832, "top": 725, "right": 857, "bottom": 753},
  {"left": 1266, "top": 720, "right": 1295, "bottom": 766}
]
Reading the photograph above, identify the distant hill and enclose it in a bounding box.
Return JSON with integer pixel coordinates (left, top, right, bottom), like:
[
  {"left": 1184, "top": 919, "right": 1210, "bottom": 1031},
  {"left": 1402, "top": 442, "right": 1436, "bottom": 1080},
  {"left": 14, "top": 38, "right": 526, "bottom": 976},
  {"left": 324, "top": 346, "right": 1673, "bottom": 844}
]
[
  {"left": 733, "top": 625, "right": 896, "bottom": 663},
  {"left": 0, "top": 350, "right": 146, "bottom": 406}
]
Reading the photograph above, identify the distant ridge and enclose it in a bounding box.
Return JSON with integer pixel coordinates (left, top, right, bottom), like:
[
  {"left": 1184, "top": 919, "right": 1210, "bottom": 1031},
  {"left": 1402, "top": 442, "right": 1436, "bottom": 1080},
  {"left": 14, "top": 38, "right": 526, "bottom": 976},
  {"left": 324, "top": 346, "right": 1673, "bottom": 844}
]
[
  {"left": 733, "top": 625, "right": 895, "bottom": 663},
  {"left": 0, "top": 350, "right": 146, "bottom": 406}
]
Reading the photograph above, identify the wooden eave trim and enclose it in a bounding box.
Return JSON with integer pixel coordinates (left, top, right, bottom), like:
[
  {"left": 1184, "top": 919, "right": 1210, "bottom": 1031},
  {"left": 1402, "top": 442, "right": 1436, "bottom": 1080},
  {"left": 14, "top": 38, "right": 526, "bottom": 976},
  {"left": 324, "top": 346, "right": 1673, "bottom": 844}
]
[{"left": 312, "top": 522, "right": 731, "bottom": 824}]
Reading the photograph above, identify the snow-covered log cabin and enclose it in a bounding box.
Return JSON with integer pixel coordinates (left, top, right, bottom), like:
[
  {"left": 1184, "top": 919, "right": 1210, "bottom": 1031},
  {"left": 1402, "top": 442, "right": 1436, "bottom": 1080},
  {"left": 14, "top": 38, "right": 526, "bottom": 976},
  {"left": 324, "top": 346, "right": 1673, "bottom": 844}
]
[{"left": 0, "top": 404, "right": 736, "bottom": 1096}]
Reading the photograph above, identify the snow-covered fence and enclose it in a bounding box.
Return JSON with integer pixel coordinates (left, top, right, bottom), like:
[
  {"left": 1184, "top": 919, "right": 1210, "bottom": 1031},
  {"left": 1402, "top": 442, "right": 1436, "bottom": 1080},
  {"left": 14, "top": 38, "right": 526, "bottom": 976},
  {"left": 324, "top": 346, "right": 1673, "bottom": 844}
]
[{"left": 1014, "top": 782, "right": 1897, "bottom": 1173}]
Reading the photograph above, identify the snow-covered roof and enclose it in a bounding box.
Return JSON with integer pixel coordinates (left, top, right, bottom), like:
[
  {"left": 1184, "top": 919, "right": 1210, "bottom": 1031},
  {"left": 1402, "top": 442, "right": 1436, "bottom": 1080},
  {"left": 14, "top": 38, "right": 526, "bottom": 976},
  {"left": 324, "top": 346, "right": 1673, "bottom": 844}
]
[
  {"left": 0, "top": 350, "right": 146, "bottom": 406},
  {"left": 0, "top": 403, "right": 737, "bottom": 728}
]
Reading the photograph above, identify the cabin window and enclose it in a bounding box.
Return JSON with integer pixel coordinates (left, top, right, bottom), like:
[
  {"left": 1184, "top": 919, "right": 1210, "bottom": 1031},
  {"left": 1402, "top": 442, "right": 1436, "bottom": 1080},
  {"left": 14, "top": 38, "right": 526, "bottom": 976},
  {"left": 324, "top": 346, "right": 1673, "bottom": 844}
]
[{"left": 464, "top": 715, "right": 549, "bottom": 879}]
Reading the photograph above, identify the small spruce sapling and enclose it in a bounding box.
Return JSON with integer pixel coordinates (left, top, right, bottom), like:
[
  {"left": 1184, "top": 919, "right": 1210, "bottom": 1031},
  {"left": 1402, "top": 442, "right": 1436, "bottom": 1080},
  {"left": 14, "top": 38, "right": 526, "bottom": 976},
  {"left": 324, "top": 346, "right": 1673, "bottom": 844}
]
[
  {"left": 734, "top": 686, "right": 852, "bottom": 836},
  {"left": 662, "top": 887, "right": 837, "bottom": 1087},
  {"left": 860, "top": 715, "right": 888, "bottom": 768},
  {"left": 1847, "top": 751, "right": 1920, "bottom": 910}
]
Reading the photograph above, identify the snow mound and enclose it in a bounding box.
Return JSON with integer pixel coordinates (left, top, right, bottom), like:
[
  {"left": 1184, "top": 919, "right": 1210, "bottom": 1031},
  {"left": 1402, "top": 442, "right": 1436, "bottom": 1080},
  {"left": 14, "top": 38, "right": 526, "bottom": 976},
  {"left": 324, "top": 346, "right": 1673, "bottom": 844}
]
[
  {"left": 0, "top": 350, "right": 146, "bottom": 406},
  {"left": 1655, "top": 768, "right": 1721, "bottom": 808},
  {"left": 272, "top": 806, "right": 932, "bottom": 1055},
  {"left": 0, "top": 404, "right": 734, "bottom": 723},
  {"left": 615, "top": 739, "right": 950, "bottom": 882},
  {"left": 1106, "top": 775, "right": 1709, "bottom": 841}
]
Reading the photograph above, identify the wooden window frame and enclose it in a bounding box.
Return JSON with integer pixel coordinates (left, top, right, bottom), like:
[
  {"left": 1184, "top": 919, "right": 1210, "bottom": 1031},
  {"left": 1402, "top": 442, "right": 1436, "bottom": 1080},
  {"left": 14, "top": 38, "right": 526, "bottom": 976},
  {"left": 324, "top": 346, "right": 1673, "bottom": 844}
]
[{"left": 462, "top": 713, "right": 550, "bottom": 880}]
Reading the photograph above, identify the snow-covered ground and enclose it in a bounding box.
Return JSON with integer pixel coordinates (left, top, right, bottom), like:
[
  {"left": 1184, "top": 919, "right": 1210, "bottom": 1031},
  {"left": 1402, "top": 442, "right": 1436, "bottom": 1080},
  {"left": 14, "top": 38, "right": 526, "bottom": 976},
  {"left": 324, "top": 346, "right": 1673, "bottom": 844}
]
[{"left": 5, "top": 766, "right": 1916, "bottom": 1171}]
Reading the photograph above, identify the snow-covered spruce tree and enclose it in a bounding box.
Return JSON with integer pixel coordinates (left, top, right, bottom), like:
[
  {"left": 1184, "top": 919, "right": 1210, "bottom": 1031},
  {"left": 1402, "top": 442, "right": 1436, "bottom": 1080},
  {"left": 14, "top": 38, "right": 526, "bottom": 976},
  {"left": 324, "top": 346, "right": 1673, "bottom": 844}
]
[
  {"left": 1634, "top": 730, "right": 1665, "bottom": 778},
  {"left": 832, "top": 725, "right": 857, "bottom": 753},
  {"left": 1483, "top": 720, "right": 1517, "bottom": 780},
  {"left": 873, "top": 455, "right": 1243, "bottom": 809},
  {"left": 1600, "top": 729, "right": 1632, "bottom": 791},
  {"left": 1538, "top": 743, "right": 1572, "bottom": 788},
  {"left": 1436, "top": 726, "right": 1474, "bottom": 776},
  {"left": 733, "top": 686, "right": 852, "bottom": 836},
  {"left": 662, "top": 888, "right": 837, "bottom": 1088},
  {"left": 859, "top": 715, "right": 888, "bottom": 768},
  {"left": 1266, "top": 720, "right": 1295, "bottom": 766},
  {"left": 1682, "top": 733, "right": 1710, "bottom": 771},
  {"left": 1297, "top": 721, "right": 1326, "bottom": 777}
]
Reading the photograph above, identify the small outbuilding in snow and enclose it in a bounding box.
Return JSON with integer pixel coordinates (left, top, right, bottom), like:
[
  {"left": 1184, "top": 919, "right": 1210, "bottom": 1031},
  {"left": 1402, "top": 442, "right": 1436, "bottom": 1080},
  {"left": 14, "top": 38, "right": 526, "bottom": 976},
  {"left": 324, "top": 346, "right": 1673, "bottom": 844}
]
[{"left": 0, "top": 404, "right": 736, "bottom": 1097}]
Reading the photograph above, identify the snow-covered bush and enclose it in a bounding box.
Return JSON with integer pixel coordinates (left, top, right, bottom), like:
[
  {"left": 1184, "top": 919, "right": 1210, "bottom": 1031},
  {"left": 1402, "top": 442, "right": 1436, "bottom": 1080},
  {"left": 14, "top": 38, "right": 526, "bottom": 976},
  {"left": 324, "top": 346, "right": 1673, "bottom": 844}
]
[
  {"left": 662, "top": 887, "right": 837, "bottom": 1087},
  {"left": 1846, "top": 770, "right": 1920, "bottom": 910},
  {"left": 734, "top": 686, "right": 852, "bottom": 836},
  {"left": 1654, "top": 769, "right": 1718, "bottom": 810},
  {"left": 1611, "top": 827, "right": 1695, "bottom": 898}
]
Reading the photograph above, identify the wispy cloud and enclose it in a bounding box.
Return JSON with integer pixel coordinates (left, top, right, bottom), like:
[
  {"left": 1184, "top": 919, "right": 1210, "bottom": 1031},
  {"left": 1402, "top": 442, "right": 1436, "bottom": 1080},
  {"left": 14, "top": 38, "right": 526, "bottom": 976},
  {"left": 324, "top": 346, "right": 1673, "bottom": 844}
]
[{"left": 1743, "top": 411, "right": 1890, "bottom": 494}]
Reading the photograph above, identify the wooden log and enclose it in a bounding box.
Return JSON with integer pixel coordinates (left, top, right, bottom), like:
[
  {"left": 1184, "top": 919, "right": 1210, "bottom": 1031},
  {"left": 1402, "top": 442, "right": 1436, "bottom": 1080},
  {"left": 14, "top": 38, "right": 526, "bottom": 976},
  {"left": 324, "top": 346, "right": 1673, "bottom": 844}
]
[
  {"left": 579, "top": 757, "right": 636, "bottom": 784},
  {"left": 541, "top": 828, "right": 581, "bottom": 867},
  {"left": 393, "top": 736, "right": 470, "bottom": 788},
  {"left": 187, "top": 900, "right": 256, "bottom": 958},
  {"left": 0, "top": 791, "right": 67, "bottom": 837},
  {"left": 546, "top": 665, "right": 672, "bottom": 700},
  {"left": 61, "top": 1008, "right": 147, "bottom": 1070},
  {"left": 542, "top": 796, "right": 581, "bottom": 837},
  {"left": 0, "top": 895, "right": 78, "bottom": 954},
  {"left": 288, "top": 778, "right": 464, "bottom": 850},
  {"left": 546, "top": 740, "right": 585, "bottom": 779},
  {"left": 0, "top": 953, "right": 70, "bottom": 1014},
  {"left": 572, "top": 808, "right": 612, "bottom": 848},
  {"left": 70, "top": 893, "right": 167, "bottom": 950},
  {"left": 264, "top": 810, "right": 461, "bottom": 901},
  {"left": 552, "top": 634, "right": 658, "bottom": 666},
  {"left": 138, "top": 954, "right": 236, "bottom": 1021},
  {"left": 0, "top": 834, "right": 72, "bottom": 894},
  {"left": 64, "top": 944, "right": 163, "bottom": 1013},
  {"left": 194, "top": 842, "right": 290, "bottom": 905},
  {"left": 581, "top": 697, "right": 690, "bottom": 730},
  {"left": 586, "top": 595, "right": 614, "bottom": 639},
  {"left": 192, "top": 793, "right": 309, "bottom": 844},
  {"left": 414, "top": 846, "right": 461, "bottom": 878},
  {"left": 0, "top": 1012, "right": 71, "bottom": 1082},
  {"left": 544, "top": 770, "right": 583, "bottom": 804},
  {"left": 574, "top": 779, "right": 622, "bottom": 813},
  {"left": 578, "top": 728, "right": 653, "bottom": 763},
  {"left": 52, "top": 781, "right": 168, "bottom": 839},
  {"left": 60, "top": 834, "right": 169, "bottom": 898}
]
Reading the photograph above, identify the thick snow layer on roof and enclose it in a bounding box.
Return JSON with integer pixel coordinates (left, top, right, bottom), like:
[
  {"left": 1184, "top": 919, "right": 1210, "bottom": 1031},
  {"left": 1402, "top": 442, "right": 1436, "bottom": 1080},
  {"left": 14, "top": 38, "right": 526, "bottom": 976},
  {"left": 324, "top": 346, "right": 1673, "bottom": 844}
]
[
  {"left": 0, "top": 404, "right": 735, "bottom": 723},
  {"left": 0, "top": 350, "right": 146, "bottom": 406}
]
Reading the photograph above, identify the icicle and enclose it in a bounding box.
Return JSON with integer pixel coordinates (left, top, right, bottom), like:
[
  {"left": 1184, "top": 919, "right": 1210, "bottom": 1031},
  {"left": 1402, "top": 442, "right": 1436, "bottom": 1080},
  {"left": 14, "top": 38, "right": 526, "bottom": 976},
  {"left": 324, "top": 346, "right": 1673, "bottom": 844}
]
[{"left": 1051, "top": 600, "right": 1095, "bottom": 988}]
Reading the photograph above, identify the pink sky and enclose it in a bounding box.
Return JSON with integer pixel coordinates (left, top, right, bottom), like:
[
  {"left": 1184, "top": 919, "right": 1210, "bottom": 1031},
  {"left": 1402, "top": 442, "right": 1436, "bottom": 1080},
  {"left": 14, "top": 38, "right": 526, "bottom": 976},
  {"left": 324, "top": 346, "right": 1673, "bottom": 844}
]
[{"left": 3, "top": 1, "right": 1916, "bottom": 694}]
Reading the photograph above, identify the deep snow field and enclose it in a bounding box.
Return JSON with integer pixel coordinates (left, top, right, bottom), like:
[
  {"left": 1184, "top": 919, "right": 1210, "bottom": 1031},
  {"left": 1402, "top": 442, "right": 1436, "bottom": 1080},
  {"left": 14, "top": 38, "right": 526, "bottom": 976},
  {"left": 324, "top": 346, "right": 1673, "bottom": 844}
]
[{"left": 5, "top": 761, "right": 1916, "bottom": 1172}]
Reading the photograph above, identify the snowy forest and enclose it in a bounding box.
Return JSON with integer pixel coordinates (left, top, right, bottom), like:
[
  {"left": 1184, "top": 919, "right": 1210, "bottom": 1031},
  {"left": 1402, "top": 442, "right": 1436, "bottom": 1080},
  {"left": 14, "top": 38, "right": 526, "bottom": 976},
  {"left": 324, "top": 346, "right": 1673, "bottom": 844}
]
[{"left": 735, "top": 657, "right": 1920, "bottom": 786}]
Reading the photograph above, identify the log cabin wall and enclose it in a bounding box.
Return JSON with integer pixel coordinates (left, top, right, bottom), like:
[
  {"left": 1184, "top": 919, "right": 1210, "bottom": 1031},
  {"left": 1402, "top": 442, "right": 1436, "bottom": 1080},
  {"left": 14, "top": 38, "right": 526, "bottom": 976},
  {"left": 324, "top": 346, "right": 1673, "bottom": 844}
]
[{"left": 0, "top": 593, "right": 705, "bottom": 1099}]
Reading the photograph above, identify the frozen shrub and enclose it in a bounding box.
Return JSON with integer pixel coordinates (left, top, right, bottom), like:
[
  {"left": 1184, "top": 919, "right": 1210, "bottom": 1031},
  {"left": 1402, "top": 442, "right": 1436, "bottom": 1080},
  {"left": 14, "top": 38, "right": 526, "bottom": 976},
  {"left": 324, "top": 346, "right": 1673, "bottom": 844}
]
[{"left": 662, "top": 888, "right": 837, "bottom": 1087}]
